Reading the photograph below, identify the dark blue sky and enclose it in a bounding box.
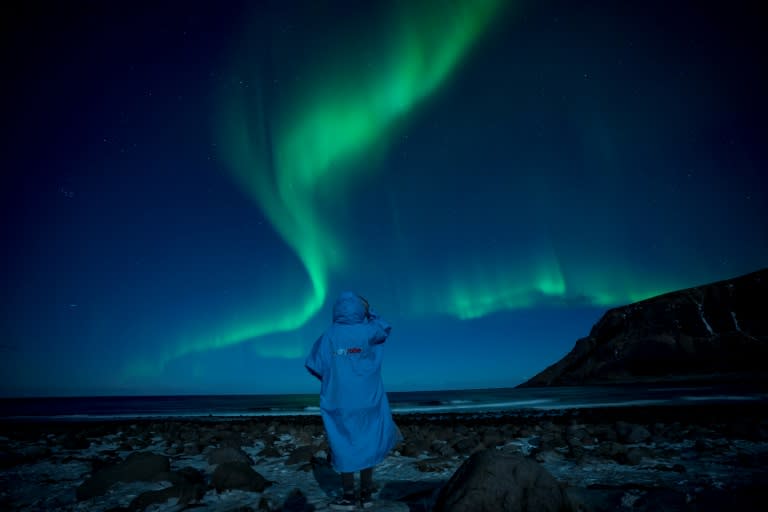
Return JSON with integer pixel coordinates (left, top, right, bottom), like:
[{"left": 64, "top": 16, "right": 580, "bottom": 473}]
[{"left": 2, "top": 0, "right": 766, "bottom": 396}]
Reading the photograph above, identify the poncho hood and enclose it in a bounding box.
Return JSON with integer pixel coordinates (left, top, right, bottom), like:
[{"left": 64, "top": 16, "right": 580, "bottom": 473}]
[{"left": 332, "top": 291, "right": 366, "bottom": 324}]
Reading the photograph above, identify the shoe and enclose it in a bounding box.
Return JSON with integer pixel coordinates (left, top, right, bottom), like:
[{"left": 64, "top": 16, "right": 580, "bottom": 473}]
[
  {"left": 329, "top": 493, "right": 357, "bottom": 511},
  {"left": 360, "top": 489, "right": 374, "bottom": 509}
]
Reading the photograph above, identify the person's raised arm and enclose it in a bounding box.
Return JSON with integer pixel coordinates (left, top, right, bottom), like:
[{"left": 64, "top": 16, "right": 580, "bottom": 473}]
[{"left": 366, "top": 307, "right": 391, "bottom": 345}]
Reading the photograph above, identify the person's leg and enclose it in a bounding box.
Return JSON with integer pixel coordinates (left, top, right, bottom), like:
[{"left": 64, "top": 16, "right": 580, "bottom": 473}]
[
  {"left": 341, "top": 472, "right": 355, "bottom": 496},
  {"left": 329, "top": 472, "right": 356, "bottom": 511},
  {"left": 360, "top": 467, "right": 374, "bottom": 508},
  {"left": 360, "top": 467, "right": 373, "bottom": 492}
]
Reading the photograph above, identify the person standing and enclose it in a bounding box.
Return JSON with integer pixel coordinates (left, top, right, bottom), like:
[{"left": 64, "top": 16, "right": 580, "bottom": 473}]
[{"left": 305, "top": 292, "right": 401, "bottom": 510}]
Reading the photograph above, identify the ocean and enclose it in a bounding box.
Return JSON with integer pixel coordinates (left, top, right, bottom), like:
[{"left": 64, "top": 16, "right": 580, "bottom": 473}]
[{"left": 2, "top": 384, "right": 766, "bottom": 421}]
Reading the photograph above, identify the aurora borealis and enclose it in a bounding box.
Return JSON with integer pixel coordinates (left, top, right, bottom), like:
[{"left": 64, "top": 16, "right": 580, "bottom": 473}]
[{"left": 2, "top": 0, "right": 766, "bottom": 396}]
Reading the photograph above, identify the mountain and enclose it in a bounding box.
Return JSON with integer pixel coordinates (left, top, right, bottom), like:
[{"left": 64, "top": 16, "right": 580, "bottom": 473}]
[{"left": 519, "top": 268, "right": 768, "bottom": 387}]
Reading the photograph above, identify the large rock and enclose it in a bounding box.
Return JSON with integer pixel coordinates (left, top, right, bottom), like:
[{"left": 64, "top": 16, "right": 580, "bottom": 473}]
[
  {"left": 285, "top": 445, "right": 315, "bottom": 465},
  {"left": 211, "top": 461, "right": 271, "bottom": 493},
  {"left": 76, "top": 451, "right": 170, "bottom": 500},
  {"left": 520, "top": 268, "right": 768, "bottom": 386},
  {"left": 128, "top": 486, "right": 185, "bottom": 511},
  {"left": 433, "top": 449, "right": 572, "bottom": 512},
  {"left": 206, "top": 446, "right": 254, "bottom": 465}
]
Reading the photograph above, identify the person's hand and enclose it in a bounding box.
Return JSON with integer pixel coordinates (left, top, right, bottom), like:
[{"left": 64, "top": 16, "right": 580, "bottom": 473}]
[{"left": 358, "top": 295, "right": 370, "bottom": 316}]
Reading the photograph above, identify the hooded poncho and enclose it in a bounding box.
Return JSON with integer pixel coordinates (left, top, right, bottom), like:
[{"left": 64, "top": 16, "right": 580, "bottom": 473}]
[{"left": 305, "top": 292, "right": 400, "bottom": 472}]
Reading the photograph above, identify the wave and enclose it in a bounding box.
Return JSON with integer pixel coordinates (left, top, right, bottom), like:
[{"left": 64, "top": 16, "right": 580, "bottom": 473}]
[
  {"left": 393, "top": 398, "right": 554, "bottom": 414},
  {"left": 536, "top": 399, "right": 669, "bottom": 410},
  {"left": 413, "top": 399, "right": 475, "bottom": 407},
  {"left": 682, "top": 395, "right": 760, "bottom": 402}
]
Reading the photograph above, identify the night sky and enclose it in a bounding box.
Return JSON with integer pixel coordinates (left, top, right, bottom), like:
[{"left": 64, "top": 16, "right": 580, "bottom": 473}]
[{"left": 2, "top": 0, "right": 766, "bottom": 396}]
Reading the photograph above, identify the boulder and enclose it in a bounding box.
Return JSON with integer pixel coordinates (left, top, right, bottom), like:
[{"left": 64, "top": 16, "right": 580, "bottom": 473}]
[
  {"left": 430, "top": 440, "right": 456, "bottom": 456},
  {"left": 211, "top": 461, "right": 271, "bottom": 493},
  {"left": 281, "top": 488, "right": 313, "bottom": 512},
  {"left": 615, "top": 422, "right": 651, "bottom": 444},
  {"left": 433, "top": 449, "right": 572, "bottom": 512},
  {"left": 206, "top": 446, "right": 254, "bottom": 466},
  {"left": 128, "top": 485, "right": 195, "bottom": 511},
  {"left": 285, "top": 445, "right": 315, "bottom": 465},
  {"left": 257, "top": 445, "right": 281, "bottom": 458},
  {"left": 451, "top": 437, "right": 481, "bottom": 455},
  {"left": 62, "top": 433, "right": 92, "bottom": 450},
  {"left": 596, "top": 441, "right": 628, "bottom": 463},
  {"left": 114, "top": 466, "right": 207, "bottom": 509},
  {"left": 415, "top": 456, "right": 456, "bottom": 473},
  {"left": 400, "top": 438, "right": 431, "bottom": 457},
  {"left": 76, "top": 451, "right": 170, "bottom": 501}
]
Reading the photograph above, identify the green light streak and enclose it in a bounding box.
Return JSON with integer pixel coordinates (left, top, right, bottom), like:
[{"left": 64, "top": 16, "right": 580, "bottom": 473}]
[
  {"left": 125, "top": 0, "right": 507, "bottom": 376},
  {"left": 411, "top": 253, "right": 567, "bottom": 319},
  {"left": 216, "top": 2, "right": 505, "bottom": 335},
  {"left": 409, "top": 253, "right": 689, "bottom": 320},
  {"left": 124, "top": 299, "right": 314, "bottom": 378},
  {"left": 569, "top": 266, "right": 686, "bottom": 307}
]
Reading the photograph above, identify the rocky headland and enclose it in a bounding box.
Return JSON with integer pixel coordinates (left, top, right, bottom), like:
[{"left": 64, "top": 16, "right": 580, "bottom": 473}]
[{"left": 520, "top": 268, "right": 768, "bottom": 387}]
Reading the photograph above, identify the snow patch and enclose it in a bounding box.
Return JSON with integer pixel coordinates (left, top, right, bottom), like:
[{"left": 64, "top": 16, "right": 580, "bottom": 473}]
[
  {"left": 695, "top": 301, "right": 715, "bottom": 335},
  {"left": 730, "top": 311, "right": 741, "bottom": 331}
]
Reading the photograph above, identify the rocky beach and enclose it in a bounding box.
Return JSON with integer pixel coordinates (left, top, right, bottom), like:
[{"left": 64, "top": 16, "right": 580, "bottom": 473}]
[{"left": 1, "top": 399, "right": 767, "bottom": 511}]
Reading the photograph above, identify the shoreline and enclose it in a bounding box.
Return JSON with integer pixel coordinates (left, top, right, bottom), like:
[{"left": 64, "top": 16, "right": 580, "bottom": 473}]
[{"left": 2, "top": 398, "right": 766, "bottom": 426}]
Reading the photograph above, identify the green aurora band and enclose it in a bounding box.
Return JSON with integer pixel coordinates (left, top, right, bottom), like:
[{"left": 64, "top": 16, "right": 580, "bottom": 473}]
[
  {"left": 399, "top": 226, "right": 678, "bottom": 320},
  {"left": 125, "top": 0, "right": 508, "bottom": 376},
  {"left": 118, "top": 0, "right": 698, "bottom": 380}
]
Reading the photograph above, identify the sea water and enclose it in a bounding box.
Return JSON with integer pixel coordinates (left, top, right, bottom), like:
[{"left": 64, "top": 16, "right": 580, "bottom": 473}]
[{"left": 1, "top": 384, "right": 766, "bottom": 421}]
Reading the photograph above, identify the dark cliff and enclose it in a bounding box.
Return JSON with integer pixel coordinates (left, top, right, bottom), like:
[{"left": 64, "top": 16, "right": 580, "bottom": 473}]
[{"left": 519, "top": 268, "right": 768, "bottom": 387}]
